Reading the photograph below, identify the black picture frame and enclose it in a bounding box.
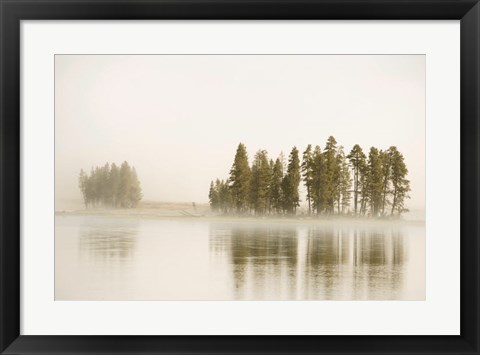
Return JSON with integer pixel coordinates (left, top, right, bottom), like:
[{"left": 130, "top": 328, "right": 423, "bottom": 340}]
[{"left": 1, "top": 1, "right": 479, "bottom": 354}]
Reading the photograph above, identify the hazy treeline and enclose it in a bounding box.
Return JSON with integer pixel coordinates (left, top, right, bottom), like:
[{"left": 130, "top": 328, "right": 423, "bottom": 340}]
[
  {"left": 209, "top": 137, "right": 410, "bottom": 217},
  {"left": 78, "top": 161, "right": 142, "bottom": 208}
]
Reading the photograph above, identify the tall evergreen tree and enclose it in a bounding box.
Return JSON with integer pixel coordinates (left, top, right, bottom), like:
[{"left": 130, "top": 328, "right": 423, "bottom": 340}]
[
  {"left": 99, "top": 163, "right": 110, "bottom": 206},
  {"left": 94, "top": 166, "right": 105, "bottom": 206},
  {"left": 108, "top": 163, "right": 120, "bottom": 207},
  {"left": 301, "top": 144, "right": 314, "bottom": 215},
  {"left": 281, "top": 147, "right": 301, "bottom": 215},
  {"left": 118, "top": 161, "right": 132, "bottom": 208},
  {"left": 86, "top": 167, "right": 96, "bottom": 207},
  {"left": 366, "top": 147, "right": 383, "bottom": 217},
  {"left": 347, "top": 144, "right": 367, "bottom": 216},
  {"left": 228, "top": 143, "right": 251, "bottom": 214},
  {"left": 128, "top": 167, "right": 143, "bottom": 207},
  {"left": 323, "top": 136, "right": 339, "bottom": 214},
  {"left": 380, "top": 149, "right": 393, "bottom": 216},
  {"left": 311, "top": 145, "right": 325, "bottom": 216},
  {"left": 336, "top": 147, "right": 352, "bottom": 214},
  {"left": 249, "top": 150, "right": 272, "bottom": 215},
  {"left": 268, "top": 159, "right": 275, "bottom": 213},
  {"left": 208, "top": 181, "right": 220, "bottom": 211},
  {"left": 270, "top": 157, "right": 284, "bottom": 214},
  {"left": 78, "top": 169, "right": 88, "bottom": 208},
  {"left": 389, "top": 147, "right": 411, "bottom": 216},
  {"left": 218, "top": 180, "right": 232, "bottom": 213},
  {"left": 209, "top": 179, "right": 232, "bottom": 213}
]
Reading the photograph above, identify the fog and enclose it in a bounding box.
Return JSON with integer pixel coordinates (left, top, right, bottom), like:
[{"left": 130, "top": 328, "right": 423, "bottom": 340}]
[{"left": 55, "top": 55, "right": 425, "bottom": 210}]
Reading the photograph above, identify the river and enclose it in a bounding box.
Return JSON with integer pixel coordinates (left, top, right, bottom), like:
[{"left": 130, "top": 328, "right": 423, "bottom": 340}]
[{"left": 55, "top": 215, "right": 425, "bottom": 300}]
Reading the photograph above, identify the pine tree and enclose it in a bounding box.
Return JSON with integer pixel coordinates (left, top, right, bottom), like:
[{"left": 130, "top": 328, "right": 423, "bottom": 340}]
[
  {"left": 128, "top": 167, "right": 143, "bottom": 207},
  {"left": 336, "top": 147, "right": 352, "bottom": 214},
  {"left": 78, "top": 169, "right": 88, "bottom": 208},
  {"left": 323, "top": 136, "right": 338, "bottom": 214},
  {"left": 347, "top": 144, "right": 367, "bottom": 216},
  {"left": 268, "top": 159, "right": 275, "bottom": 214},
  {"left": 228, "top": 143, "right": 251, "bottom": 214},
  {"left": 108, "top": 163, "right": 120, "bottom": 207},
  {"left": 281, "top": 147, "right": 301, "bottom": 215},
  {"left": 270, "top": 157, "right": 284, "bottom": 214},
  {"left": 359, "top": 164, "right": 369, "bottom": 216},
  {"left": 366, "top": 147, "right": 383, "bottom": 217},
  {"left": 218, "top": 180, "right": 232, "bottom": 213},
  {"left": 91, "top": 166, "right": 101, "bottom": 207},
  {"left": 99, "top": 162, "right": 110, "bottom": 206},
  {"left": 389, "top": 147, "right": 411, "bottom": 216},
  {"left": 208, "top": 181, "right": 219, "bottom": 211},
  {"left": 301, "top": 144, "right": 314, "bottom": 215},
  {"left": 249, "top": 150, "right": 272, "bottom": 215},
  {"left": 209, "top": 179, "right": 231, "bottom": 213},
  {"left": 118, "top": 161, "right": 131, "bottom": 208},
  {"left": 311, "top": 145, "right": 325, "bottom": 216},
  {"left": 86, "top": 167, "right": 96, "bottom": 207},
  {"left": 380, "top": 149, "right": 393, "bottom": 216}
]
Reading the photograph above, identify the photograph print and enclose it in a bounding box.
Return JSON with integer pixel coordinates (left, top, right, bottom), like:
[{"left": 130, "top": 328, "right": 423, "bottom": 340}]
[{"left": 55, "top": 55, "right": 425, "bottom": 300}]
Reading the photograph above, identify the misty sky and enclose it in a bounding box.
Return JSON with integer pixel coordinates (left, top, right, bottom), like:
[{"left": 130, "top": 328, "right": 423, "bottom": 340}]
[{"left": 55, "top": 55, "right": 425, "bottom": 209}]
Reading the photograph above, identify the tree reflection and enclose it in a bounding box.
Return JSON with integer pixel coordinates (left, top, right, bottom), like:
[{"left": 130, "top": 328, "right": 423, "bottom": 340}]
[
  {"left": 210, "top": 224, "right": 298, "bottom": 300},
  {"left": 210, "top": 223, "right": 409, "bottom": 300},
  {"left": 305, "top": 228, "right": 407, "bottom": 299},
  {"left": 79, "top": 219, "right": 138, "bottom": 263}
]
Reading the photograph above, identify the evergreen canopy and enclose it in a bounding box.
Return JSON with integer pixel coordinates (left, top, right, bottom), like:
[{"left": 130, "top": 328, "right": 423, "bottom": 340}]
[
  {"left": 209, "top": 139, "right": 410, "bottom": 218},
  {"left": 78, "top": 161, "right": 142, "bottom": 209}
]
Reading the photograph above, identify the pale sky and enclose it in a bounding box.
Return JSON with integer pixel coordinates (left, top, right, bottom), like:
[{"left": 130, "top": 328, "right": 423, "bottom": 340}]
[{"left": 55, "top": 55, "right": 425, "bottom": 209}]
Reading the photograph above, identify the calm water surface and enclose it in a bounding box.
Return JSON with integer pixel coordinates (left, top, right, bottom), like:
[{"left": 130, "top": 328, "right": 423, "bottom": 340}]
[{"left": 55, "top": 215, "right": 425, "bottom": 300}]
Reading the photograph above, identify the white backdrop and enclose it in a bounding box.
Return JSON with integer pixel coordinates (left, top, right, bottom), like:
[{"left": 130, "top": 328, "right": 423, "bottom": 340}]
[{"left": 21, "top": 20, "right": 460, "bottom": 335}]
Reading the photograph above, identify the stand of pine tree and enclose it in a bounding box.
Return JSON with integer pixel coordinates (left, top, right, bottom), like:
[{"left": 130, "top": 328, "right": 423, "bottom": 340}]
[
  {"left": 209, "top": 138, "right": 411, "bottom": 218},
  {"left": 78, "top": 161, "right": 142, "bottom": 209}
]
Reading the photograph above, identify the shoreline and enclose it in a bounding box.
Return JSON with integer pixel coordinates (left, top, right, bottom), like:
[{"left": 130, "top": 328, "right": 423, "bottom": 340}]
[{"left": 55, "top": 208, "right": 425, "bottom": 226}]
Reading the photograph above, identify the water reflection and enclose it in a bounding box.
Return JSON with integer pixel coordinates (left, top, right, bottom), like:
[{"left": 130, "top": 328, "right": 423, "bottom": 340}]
[
  {"left": 56, "top": 216, "right": 424, "bottom": 300},
  {"left": 210, "top": 224, "right": 409, "bottom": 300},
  {"left": 79, "top": 218, "right": 138, "bottom": 263},
  {"left": 211, "top": 225, "right": 299, "bottom": 299}
]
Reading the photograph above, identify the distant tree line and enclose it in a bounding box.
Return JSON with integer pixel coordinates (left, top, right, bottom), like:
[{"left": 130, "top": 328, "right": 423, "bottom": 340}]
[
  {"left": 209, "top": 137, "right": 410, "bottom": 218},
  {"left": 78, "top": 161, "right": 142, "bottom": 208}
]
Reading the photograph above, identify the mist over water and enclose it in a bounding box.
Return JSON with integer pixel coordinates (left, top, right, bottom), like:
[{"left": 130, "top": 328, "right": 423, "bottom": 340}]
[{"left": 55, "top": 215, "right": 425, "bottom": 300}]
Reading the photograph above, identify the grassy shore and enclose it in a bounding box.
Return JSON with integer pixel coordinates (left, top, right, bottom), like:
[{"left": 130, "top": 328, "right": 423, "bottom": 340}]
[{"left": 55, "top": 200, "right": 424, "bottom": 225}]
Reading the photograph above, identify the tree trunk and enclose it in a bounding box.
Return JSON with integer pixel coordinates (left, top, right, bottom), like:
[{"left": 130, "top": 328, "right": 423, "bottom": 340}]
[
  {"left": 390, "top": 186, "right": 397, "bottom": 216},
  {"left": 382, "top": 188, "right": 387, "bottom": 216},
  {"left": 307, "top": 186, "right": 311, "bottom": 215},
  {"left": 354, "top": 168, "right": 358, "bottom": 215}
]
